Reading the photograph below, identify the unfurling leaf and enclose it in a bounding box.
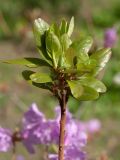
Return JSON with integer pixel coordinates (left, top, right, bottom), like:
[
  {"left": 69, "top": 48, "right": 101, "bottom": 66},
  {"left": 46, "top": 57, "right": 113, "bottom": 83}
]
[
  {"left": 49, "top": 23, "right": 60, "bottom": 37},
  {"left": 59, "top": 19, "right": 68, "bottom": 35},
  {"left": 33, "top": 18, "right": 52, "bottom": 63},
  {"left": 33, "top": 18, "right": 49, "bottom": 47},
  {"left": 67, "top": 17, "right": 74, "bottom": 37},
  {"left": 60, "top": 34, "right": 72, "bottom": 52},
  {"left": 46, "top": 32, "right": 61, "bottom": 68}
]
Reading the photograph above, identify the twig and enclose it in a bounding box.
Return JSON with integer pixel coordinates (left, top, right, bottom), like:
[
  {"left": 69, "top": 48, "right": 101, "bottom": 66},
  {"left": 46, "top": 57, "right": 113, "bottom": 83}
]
[
  {"left": 11, "top": 143, "right": 16, "bottom": 160},
  {"left": 58, "top": 90, "right": 67, "bottom": 160}
]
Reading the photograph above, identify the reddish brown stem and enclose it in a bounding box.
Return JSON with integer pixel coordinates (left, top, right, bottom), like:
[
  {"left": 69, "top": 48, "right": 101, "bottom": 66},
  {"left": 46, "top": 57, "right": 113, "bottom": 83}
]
[
  {"left": 58, "top": 91, "right": 67, "bottom": 160},
  {"left": 11, "top": 143, "right": 16, "bottom": 160}
]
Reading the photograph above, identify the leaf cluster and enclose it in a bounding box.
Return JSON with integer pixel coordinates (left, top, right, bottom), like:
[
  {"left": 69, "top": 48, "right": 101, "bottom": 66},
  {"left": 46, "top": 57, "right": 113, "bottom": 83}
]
[{"left": 3, "top": 17, "right": 111, "bottom": 101}]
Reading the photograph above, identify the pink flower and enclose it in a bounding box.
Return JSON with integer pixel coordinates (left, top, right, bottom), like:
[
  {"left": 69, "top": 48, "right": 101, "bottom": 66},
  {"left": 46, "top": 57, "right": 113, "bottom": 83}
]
[{"left": 104, "top": 28, "right": 117, "bottom": 48}]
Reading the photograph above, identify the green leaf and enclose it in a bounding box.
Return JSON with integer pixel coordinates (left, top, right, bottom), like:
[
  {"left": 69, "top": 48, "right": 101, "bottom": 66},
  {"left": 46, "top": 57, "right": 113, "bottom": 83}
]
[
  {"left": 22, "top": 70, "right": 52, "bottom": 90},
  {"left": 32, "top": 82, "right": 52, "bottom": 90},
  {"left": 67, "top": 80, "right": 84, "bottom": 99},
  {"left": 72, "top": 37, "right": 94, "bottom": 72},
  {"left": 46, "top": 32, "right": 61, "bottom": 58},
  {"left": 3, "top": 58, "right": 51, "bottom": 68},
  {"left": 67, "top": 17, "right": 74, "bottom": 37},
  {"left": 63, "top": 68, "right": 78, "bottom": 74},
  {"left": 49, "top": 23, "right": 60, "bottom": 37},
  {"left": 59, "top": 19, "right": 68, "bottom": 35},
  {"left": 30, "top": 72, "right": 52, "bottom": 83},
  {"left": 33, "top": 18, "right": 49, "bottom": 47},
  {"left": 64, "top": 48, "right": 94, "bottom": 72},
  {"left": 86, "top": 59, "right": 97, "bottom": 70},
  {"left": 33, "top": 18, "right": 53, "bottom": 64},
  {"left": 72, "top": 37, "right": 93, "bottom": 71},
  {"left": 60, "top": 34, "right": 72, "bottom": 52},
  {"left": 37, "top": 45, "right": 52, "bottom": 66},
  {"left": 22, "top": 70, "right": 35, "bottom": 83},
  {"left": 77, "top": 86, "right": 99, "bottom": 101},
  {"left": 46, "top": 32, "right": 61, "bottom": 68},
  {"left": 78, "top": 76, "right": 107, "bottom": 93},
  {"left": 90, "top": 48, "right": 111, "bottom": 76},
  {"left": 64, "top": 47, "right": 76, "bottom": 68},
  {"left": 72, "top": 36, "right": 93, "bottom": 59},
  {"left": 77, "top": 59, "right": 97, "bottom": 73},
  {"left": 68, "top": 80, "right": 99, "bottom": 100}
]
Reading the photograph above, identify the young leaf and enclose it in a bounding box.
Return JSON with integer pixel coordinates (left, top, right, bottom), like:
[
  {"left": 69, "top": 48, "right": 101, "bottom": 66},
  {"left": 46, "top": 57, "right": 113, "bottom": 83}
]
[
  {"left": 37, "top": 44, "right": 52, "bottom": 66},
  {"left": 22, "top": 70, "right": 52, "bottom": 90},
  {"left": 76, "top": 86, "right": 99, "bottom": 101},
  {"left": 60, "top": 34, "right": 72, "bottom": 52},
  {"left": 3, "top": 58, "right": 51, "bottom": 68},
  {"left": 67, "top": 17, "right": 74, "bottom": 37},
  {"left": 72, "top": 37, "right": 93, "bottom": 72},
  {"left": 33, "top": 18, "right": 49, "bottom": 47},
  {"left": 77, "top": 59, "right": 97, "bottom": 73},
  {"left": 68, "top": 80, "right": 99, "bottom": 100},
  {"left": 90, "top": 48, "right": 111, "bottom": 76},
  {"left": 64, "top": 47, "right": 76, "bottom": 68},
  {"left": 46, "top": 32, "right": 61, "bottom": 68},
  {"left": 33, "top": 18, "right": 54, "bottom": 65},
  {"left": 30, "top": 72, "right": 52, "bottom": 83},
  {"left": 59, "top": 19, "right": 68, "bottom": 35},
  {"left": 78, "top": 76, "right": 107, "bottom": 93},
  {"left": 76, "top": 63, "right": 92, "bottom": 73},
  {"left": 67, "top": 80, "right": 84, "bottom": 99},
  {"left": 72, "top": 36, "right": 93, "bottom": 59},
  {"left": 49, "top": 23, "right": 60, "bottom": 37}
]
